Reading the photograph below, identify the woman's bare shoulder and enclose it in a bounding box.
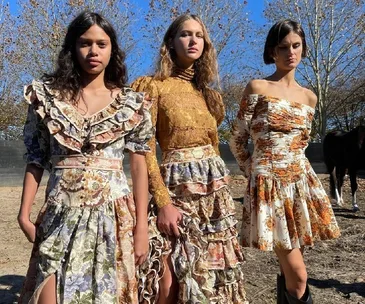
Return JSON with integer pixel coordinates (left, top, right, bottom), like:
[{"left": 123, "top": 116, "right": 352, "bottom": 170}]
[
  {"left": 244, "top": 79, "right": 269, "bottom": 95},
  {"left": 302, "top": 88, "right": 317, "bottom": 108}
]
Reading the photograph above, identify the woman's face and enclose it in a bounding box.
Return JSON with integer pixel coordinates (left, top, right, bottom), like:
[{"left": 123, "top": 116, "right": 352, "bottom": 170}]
[
  {"left": 172, "top": 19, "right": 205, "bottom": 69},
  {"left": 273, "top": 31, "right": 303, "bottom": 70},
  {"left": 76, "top": 24, "right": 112, "bottom": 75}
]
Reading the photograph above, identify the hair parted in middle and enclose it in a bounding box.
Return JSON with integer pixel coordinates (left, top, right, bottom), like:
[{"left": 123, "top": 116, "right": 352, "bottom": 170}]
[
  {"left": 43, "top": 11, "right": 127, "bottom": 104},
  {"left": 263, "top": 19, "right": 307, "bottom": 65},
  {"left": 155, "top": 14, "right": 224, "bottom": 125}
]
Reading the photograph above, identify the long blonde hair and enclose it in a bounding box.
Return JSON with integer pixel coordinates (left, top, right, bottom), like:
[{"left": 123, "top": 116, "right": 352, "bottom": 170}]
[{"left": 155, "top": 14, "right": 225, "bottom": 125}]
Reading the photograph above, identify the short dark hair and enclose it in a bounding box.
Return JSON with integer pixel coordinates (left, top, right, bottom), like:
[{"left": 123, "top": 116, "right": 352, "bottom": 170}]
[
  {"left": 43, "top": 11, "right": 127, "bottom": 103},
  {"left": 263, "top": 19, "right": 307, "bottom": 65}
]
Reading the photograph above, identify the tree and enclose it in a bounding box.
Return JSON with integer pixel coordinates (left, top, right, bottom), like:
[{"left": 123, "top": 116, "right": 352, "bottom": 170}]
[
  {"left": 140, "top": 0, "right": 253, "bottom": 78},
  {"left": 13, "top": 0, "right": 138, "bottom": 82},
  {"left": 0, "top": 1, "right": 25, "bottom": 139},
  {"left": 1, "top": 0, "right": 140, "bottom": 139},
  {"left": 329, "top": 77, "right": 365, "bottom": 131},
  {"left": 218, "top": 76, "right": 247, "bottom": 143},
  {"left": 264, "top": 0, "right": 365, "bottom": 139}
]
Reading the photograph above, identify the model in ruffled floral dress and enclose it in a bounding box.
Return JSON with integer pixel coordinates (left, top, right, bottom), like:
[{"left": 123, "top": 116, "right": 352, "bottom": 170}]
[
  {"left": 132, "top": 14, "right": 247, "bottom": 304},
  {"left": 230, "top": 20, "right": 340, "bottom": 304},
  {"left": 17, "top": 12, "right": 152, "bottom": 304}
]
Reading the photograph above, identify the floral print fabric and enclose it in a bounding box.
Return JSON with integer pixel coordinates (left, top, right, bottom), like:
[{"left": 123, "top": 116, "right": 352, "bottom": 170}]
[
  {"left": 19, "top": 80, "right": 153, "bottom": 303},
  {"left": 138, "top": 145, "right": 248, "bottom": 304},
  {"left": 230, "top": 94, "right": 340, "bottom": 251}
]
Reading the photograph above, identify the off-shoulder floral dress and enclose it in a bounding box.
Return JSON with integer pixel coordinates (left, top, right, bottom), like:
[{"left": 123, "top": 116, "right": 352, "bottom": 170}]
[
  {"left": 18, "top": 80, "right": 153, "bottom": 304},
  {"left": 230, "top": 94, "right": 340, "bottom": 251}
]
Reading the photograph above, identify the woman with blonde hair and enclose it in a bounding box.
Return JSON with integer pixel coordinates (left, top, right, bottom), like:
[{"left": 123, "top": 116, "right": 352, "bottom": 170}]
[{"left": 133, "top": 14, "right": 247, "bottom": 304}]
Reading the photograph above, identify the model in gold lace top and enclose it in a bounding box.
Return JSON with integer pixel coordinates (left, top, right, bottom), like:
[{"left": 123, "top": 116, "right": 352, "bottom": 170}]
[{"left": 132, "top": 67, "right": 222, "bottom": 208}]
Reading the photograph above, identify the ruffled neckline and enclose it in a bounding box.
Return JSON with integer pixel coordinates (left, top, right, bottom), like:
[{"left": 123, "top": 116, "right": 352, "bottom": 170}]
[
  {"left": 24, "top": 80, "right": 152, "bottom": 153},
  {"left": 171, "top": 66, "right": 195, "bottom": 81}
]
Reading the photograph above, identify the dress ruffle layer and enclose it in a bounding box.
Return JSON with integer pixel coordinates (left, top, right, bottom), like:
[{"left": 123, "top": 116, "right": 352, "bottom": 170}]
[
  {"left": 138, "top": 151, "right": 248, "bottom": 304},
  {"left": 24, "top": 80, "right": 152, "bottom": 153},
  {"left": 161, "top": 155, "right": 230, "bottom": 197},
  {"left": 242, "top": 163, "right": 341, "bottom": 251}
]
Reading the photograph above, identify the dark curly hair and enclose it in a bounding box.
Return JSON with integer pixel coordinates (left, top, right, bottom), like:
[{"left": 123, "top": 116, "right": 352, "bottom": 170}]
[{"left": 43, "top": 11, "right": 127, "bottom": 104}]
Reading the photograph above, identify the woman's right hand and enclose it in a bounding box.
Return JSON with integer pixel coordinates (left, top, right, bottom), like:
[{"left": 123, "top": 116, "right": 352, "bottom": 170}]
[
  {"left": 157, "top": 204, "right": 183, "bottom": 237},
  {"left": 18, "top": 216, "right": 36, "bottom": 243}
]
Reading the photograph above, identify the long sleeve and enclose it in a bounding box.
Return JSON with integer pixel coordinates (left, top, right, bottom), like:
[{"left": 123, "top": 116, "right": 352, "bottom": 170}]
[
  {"left": 229, "top": 94, "right": 258, "bottom": 178},
  {"left": 131, "top": 77, "right": 171, "bottom": 208}
]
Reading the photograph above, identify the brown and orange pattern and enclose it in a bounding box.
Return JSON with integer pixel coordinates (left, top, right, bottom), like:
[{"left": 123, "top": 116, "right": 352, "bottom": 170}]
[{"left": 230, "top": 94, "right": 340, "bottom": 251}]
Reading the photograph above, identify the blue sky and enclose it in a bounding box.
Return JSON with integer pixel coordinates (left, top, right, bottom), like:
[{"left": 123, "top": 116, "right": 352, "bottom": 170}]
[
  {"left": 8, "top": 0, "right": 266, "bottom": 24},
  {"left": 7, "top": 0, "right": 267, "bottom": 79}
]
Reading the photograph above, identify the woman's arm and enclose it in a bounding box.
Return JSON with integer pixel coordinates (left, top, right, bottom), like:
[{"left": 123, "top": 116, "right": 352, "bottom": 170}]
[
  {"left": 131, "top": 77, "right": 182, "bottom": 237},
  {"left": 229, "top": 81, "right": 259, "bottom": 177},
  {"left": 130, "top": 152, "right": 149, "bottom": 266},
  {"left": 18, "top": 164, "right": 44, "bottom": 243}
]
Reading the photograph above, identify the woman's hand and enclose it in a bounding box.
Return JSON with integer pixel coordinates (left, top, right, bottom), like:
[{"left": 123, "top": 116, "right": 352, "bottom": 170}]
[
  {"left": 18, "top": 216, "right": 36, "bottom": 243},
  {"left": 134, "top": 224, "right": 149, "bottom": 266},
  {"left": 157, "top": 204, "right": 183, "bottom": 237}
]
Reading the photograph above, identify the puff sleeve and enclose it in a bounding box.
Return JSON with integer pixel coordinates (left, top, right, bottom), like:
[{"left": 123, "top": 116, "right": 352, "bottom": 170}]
[
  {"left": 229, "top": 94, "right": 258, "bottom": 178},
  {"left": 23, "top": 83, "right": 51, "bottom": 171},
  {"left": 124, "top": 89, "right": 154, "bottom": 154},
  {"left": 131, "top": 77, "right": 171, "bottom": 208}
]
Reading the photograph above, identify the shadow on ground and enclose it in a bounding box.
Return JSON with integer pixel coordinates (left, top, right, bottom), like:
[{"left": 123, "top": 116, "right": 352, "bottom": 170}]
[
  {"left": 308, "top": 277, "right": 365, "bottom": 298},
  {"left": 0, "top": 275, "right": 24, "bottom": 304},
  {"left": 333, "top": 208, "right": 365, "bottom": 220}
]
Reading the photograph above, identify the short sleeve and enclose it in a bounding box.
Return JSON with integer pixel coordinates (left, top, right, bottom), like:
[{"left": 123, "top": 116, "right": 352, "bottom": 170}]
[
  {"left": 23, "top": 102, "right": 51, "bottom": 171},
  {"left": 124, "top": 91, "right": 154, "bottom": 153}
]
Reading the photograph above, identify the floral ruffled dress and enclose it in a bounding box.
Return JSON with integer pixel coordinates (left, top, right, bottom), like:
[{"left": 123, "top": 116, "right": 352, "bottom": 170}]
[
  {"left": 230, "top": 94, "right": 340, "bottom": 251},
  {"left": 18, "top": 80, "right": 153, "bottom": 304},
  {"left": 132, "top": 69, "right": 248, "bottom": 304}
]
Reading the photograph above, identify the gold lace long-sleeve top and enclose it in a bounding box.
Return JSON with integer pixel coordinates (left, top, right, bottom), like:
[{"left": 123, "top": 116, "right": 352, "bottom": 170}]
[{"left": 131, "top": 68, "right": 222, "bottom": 208}]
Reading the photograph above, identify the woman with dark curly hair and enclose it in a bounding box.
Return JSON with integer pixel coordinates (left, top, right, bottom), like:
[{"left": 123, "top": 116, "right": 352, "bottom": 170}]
[
  {"left": 18, "top": 11, "right": 152, "bottom": 303},
  {"left": 132, "top": 14, "right": 247, "bottom": 304}
]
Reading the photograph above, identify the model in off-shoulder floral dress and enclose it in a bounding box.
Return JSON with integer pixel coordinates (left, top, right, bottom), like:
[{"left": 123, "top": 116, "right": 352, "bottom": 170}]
[
  {"left": 18, "top": 80, "right": 152, "bottom": 304},
  {"left": 230, "top": 94, "right": 340, "bottom": 251}
]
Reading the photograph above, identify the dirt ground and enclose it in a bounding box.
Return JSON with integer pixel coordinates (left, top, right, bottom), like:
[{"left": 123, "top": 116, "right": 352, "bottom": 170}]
[{"left": 0, "top": 174, "right": 364, "bottom": 304}]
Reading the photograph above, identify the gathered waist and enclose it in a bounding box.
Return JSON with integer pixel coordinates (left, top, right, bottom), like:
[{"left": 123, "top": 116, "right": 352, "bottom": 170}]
[
  {"left": 162, "top": 145, "right": 217, "bottom": 164},
  {"left": 51, "top": 155, "right": 123, "bottom": 171}
]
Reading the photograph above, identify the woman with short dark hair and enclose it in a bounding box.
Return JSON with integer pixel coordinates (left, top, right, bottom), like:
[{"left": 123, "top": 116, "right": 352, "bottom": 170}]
[{"left": 230, "top": 19, "right": 340, "bottom": 304}]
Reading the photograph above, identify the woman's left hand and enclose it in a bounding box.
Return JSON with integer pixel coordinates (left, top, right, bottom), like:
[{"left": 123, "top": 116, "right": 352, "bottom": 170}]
[{"left": 133, "top": 224, "right": 149, "bottom": 266}]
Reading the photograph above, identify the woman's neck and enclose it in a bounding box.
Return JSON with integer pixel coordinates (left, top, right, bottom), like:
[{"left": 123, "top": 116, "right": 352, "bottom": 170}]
[
  {"left": 171, "top": 65, "right": 195, "bottom": 81},
  {"left": 80, "top": 71, "right": 107, "bottom": 91},
  {"left": 268, "top": 69, "right": 297, "bottom": 87},
  {"left": 174, "top": 59, "right": 194, "bottom": 70}
]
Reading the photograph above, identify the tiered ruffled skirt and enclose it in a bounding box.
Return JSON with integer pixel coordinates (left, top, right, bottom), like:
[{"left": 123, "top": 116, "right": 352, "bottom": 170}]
[{"left": 139, "top": 145, "right": 248, "bottom": 304}]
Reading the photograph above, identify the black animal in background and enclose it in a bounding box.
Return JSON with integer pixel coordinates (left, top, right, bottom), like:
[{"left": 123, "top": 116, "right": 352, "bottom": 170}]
[{"left": 323, "top": 125, "right": 365, "bottom": 211}]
